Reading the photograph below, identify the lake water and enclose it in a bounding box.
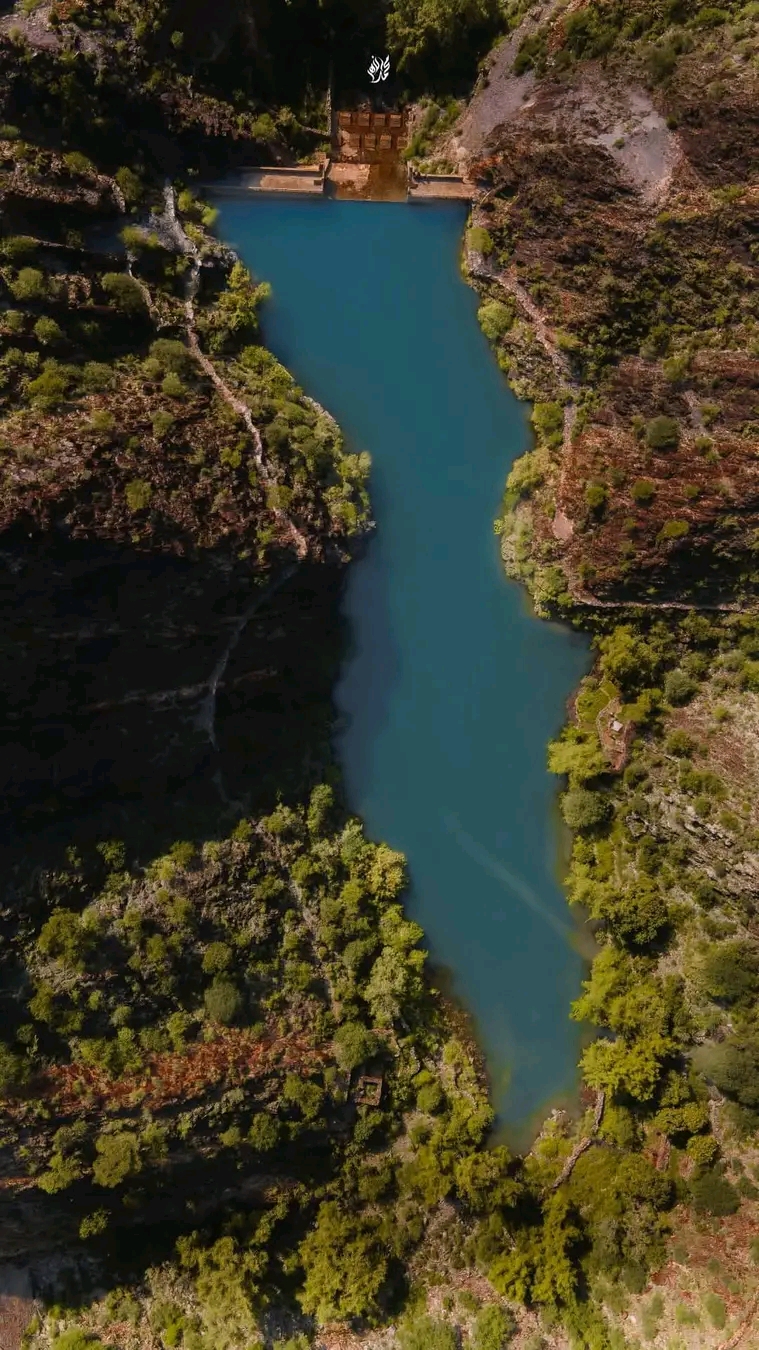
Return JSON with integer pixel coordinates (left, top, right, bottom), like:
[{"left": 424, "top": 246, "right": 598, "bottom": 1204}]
[{"left": 214, "top": 197, "right": 589, "bottom": 1135}]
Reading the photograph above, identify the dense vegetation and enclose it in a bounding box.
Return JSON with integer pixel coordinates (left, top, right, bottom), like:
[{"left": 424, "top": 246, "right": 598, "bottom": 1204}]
[
  {"left": 460, "top": 1, "right": 759, "bottom": 1343},
  {"left": 1, "top": 1, "right": 759, "bottom": 1348}
]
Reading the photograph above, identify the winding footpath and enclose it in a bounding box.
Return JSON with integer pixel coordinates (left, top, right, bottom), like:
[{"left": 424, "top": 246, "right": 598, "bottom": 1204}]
[{"left": 161, "top": 184, "right": 309, "bottom": 561}]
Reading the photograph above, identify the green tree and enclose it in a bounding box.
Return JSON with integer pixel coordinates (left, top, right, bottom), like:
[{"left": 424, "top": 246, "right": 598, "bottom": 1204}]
[
  {"left": 10, "top": 266, "right": 47, "bottom": 301},
  {"left": 585, "top": 481, "right": 608, "bottom": 514},
  {"left": 125, "top": 479, "right": 153, "bottom": 511},
  {"left": 598, "top": 625, "right": 662, "bottom": 692},
  {"left": 698, "top": 942, "right": 759, "bottom": 1006},
  {"left": 696, "top": 1037, "right": 759, "bottom": 1108},
  {"left": 202, "top": 942, "right": 233, "bottom": 974},
  {"left": 150, "top": 338, "right": 194, "bottom": 376},
  {"left": 478, "top": 300, "right": 514, "bottom": 340},
  {"left": 532, "top": 401, "right": 564, "bottom": 449},
  {"left": 204, "top": 978, "right": 242, "bottom": 1025},
  {"left": 93, "top": 1130, "right": 141, "bottom": 1188},
  {"left": 471, "top": 1303, "right": 516, "bottom": 1350},
  {"left": 33, "top": 316, "right": 63, "bottom": 345},
  {"left": 52, "top": 1331, "right": 106, "bottom": 1350},
  {"left": 248, "top": 1113, "right": 280, "bottom": 1151},
  {"left": 580, "top": 1032, "right": 672, "bottom": 1102},
  {"left": 690, "top": 1168, "right": 740, "bottom": 1217},
  {"left": 101, "top": 272, "right": 146, "bottom": 315},
  {"left": 605, "top": 879, "right": 669, "bottom": 947},
  {"left": 467, "top": 226, "right": 494, "bottom": 255},
  {"left": 37, "top": 908, "right": 95, "bottom": 970},
  {"left": 561, "top": 788, "right": 610, "bottom": 832},
  {"left": 548, "top": 730, "right": 606, "bottom": 785},
  {"left": 298, "top": 1202, "right": 387, "bottom": 1323},
  {"left": 631, "top": 478, "right": 656, "bottom": 505},
  {"left": 455, "top": 1146, "right": 519, "bottom": 1211},
  {"left": 333, "top": 1020, "right": 379, "bottom": 1072},
  {"left": 115, "top": 166, "right": 143, "bottom": 204},
  {"left": 388, "top": 0, "right": 499, "bottom": 74},
  {"left": 646, "top": 415, "right": 679, "bottom": 450},
  {"left": 397, "top": 1315, "right": 457, "bottom": 1350}
]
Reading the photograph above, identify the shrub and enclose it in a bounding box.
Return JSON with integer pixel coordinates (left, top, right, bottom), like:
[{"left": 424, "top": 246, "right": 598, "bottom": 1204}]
[
  {"left": 664, "top": 670, "right": 697, "bottom": 705},
  {"left": 472, "top": 1303, "right": 516, "bottom": 1350},
  {"left": 467, "top": 226, "right": 494, "bottom": 256},
  {"left": 248, "top": 1112, "right": 279, "bottom": 1151},
  {"left": 692, "top": 7, "right": 730, "bottom": 26},
  {"left": 505, "top": 448, "right": 548, "bottom": 501},
  {"left": 26, "top": 365, "right": 70, "bottom": 409},
  {"left": 631, "top": 478, "right": 656, "bottom": 505},
  {"left": 646, "top": 415, "right": 679, "bottom": 450},
  {"left": 81, "top": 361, "right": 113, "bottom": 392},
  {"left": 666, "top": 730, "right": 696, "bottom": 757},
  {"left": 646, "top": 42, "right": 678, "bottom": 83},
  {"left": 398, "top": 1316, "right": 457, "bottom": 1350},
  {"left": 204, "top": 977, "right": 241, "bottom": 1025},
  {"left": 202, "top": 942, "right": 232, "bottom": 974},
  {"left": 584, "top": 481, "right": 607, "bottom": 514},
  {"left": 699, "top": 942, "right": 759, "bottom": 1006},
  {"left": 101, "top": 272, "right": 146, "bottom": 315},
  {"left": 63, "top": 150, "right": 95, "bottom": 175},
  {"left": 3, "top": 309, "right": 25, "bottom": 333},
  {"left": 686, "top": 1135, "right": 719, "bottom": 1169},
  {"left": 52, "top": 1332, "right": 106, "bottom": 1350},
  {"left": 161, "top": 372, "right": 186, "bottom": 398},
  {"left": 532, "top": 401, "right": 564, "bottom": 449},
  {"left": 149, "top": 339, "right": 194, "bottom": 376},
  {"left": 10, "top": 267, "right": 47, "bottom": 301},
  {"left": 33, "top": 316, "right": 63, "bottom": 345},
  {"left": 125, "top": 479, "right": 153, "bottom": 512},
  {"left": 698, "top": 1037, "right": 759, "bottom": 1108},
  {"left": 90, "top": 409, "right": 116, "bottom": 434},
  {"left": 333, "top": 1021, "right": 379, "bottom": 1072},
  {"left": 561, "top": 788, "right": 611, "bottom": 832},
  {"left": 416, "top": 1080, "right": 444, "bottom": 1113},
  {"left": 703, "top": 1294, "right": 726, "bottom": 1330},
  {"left": 115, "top": 166, "right": 143, "bottom": 204},
  {"left": 1, "top": 234, "right": 37, "bottom": 262},
  {"left": 478, "top": 300, "right": 514, "bottom": 340},
  {"left": 658, "top": 519, "right": 689, "bottom": 542},
  {"left": 690, "top": 1168, "right": 740, "bottom": 1216},
  {"left": 152, "top": 410, "right": 175, "bottom": 439},
  {"left": 93, "top": 1130, "right": 141, "bottom": 1188}
]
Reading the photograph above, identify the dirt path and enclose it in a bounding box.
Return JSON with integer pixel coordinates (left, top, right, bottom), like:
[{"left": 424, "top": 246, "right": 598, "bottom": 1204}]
[
  {"left": 160, "top": 185, "right": 308, "bottom": 561},
  {"left": 495, "top": 267, "right": 577, "bottom": 388}
]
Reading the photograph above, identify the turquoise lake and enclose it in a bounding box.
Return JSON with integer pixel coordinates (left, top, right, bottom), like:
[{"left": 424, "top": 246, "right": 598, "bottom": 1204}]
[{"left": 215, "top": 197, "right": 590, "bottom": 1134}]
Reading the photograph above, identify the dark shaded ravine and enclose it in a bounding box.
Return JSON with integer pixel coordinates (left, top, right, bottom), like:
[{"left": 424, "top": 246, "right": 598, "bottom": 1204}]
[{"left": 213, "top": 196, "right": 590, "bottom": 1134}]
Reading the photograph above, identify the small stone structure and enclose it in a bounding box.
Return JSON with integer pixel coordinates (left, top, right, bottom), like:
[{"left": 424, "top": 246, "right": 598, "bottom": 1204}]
[
  {"left": 335, "top": 109, "right": 409, "bottom": 163},
  {"left": 353, "top": 1074, "right": 383, "bottom": 1107}
]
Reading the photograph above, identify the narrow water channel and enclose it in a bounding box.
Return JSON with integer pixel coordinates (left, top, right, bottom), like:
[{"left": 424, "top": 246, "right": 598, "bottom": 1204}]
[{"left": 215, "top": 197, "right": 589, "bottom": 1134}]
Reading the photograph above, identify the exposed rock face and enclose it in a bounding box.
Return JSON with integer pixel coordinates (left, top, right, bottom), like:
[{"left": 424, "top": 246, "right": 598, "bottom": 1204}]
[{"left": 449, "top": 4, "right": 759, "bottom": 605}]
